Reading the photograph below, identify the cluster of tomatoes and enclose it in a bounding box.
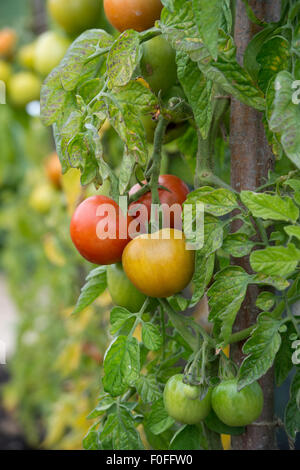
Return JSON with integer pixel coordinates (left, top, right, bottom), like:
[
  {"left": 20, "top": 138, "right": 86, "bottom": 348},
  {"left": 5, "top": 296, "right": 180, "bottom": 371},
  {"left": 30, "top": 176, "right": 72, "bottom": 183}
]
[{"left": 68, "top": 0, "right": 265, "bottom": 432}]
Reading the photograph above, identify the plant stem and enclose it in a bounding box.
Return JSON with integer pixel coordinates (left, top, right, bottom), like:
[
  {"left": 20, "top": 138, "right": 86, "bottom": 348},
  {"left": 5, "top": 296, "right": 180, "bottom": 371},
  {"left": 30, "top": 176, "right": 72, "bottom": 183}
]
[
  {"left": 228, "top": 325, "right": 255, "bottom": 344},
  {"left": 255, "top": 218, "right": 269, "bottom": 245}
]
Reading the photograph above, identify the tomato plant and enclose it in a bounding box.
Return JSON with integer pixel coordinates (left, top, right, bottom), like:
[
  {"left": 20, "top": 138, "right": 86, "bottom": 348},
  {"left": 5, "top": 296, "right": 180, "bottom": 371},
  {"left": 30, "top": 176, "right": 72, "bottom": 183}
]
[
  {"left": 45, "top": 152, "right": 62, "bottom": 188},
  {"left": 0, "top": 28, "right": 16, "bottom": 58},
  {"left": 164, "top": 374, "right": 212, "bottom": 424},
  {"left": 103, "top": 0, "right": 163, "bottom": 32},
  {"left": 107, "top": 262, "right": 147, "bottom": 312},
  {"left": 211, "top": 379, "right": 264, "bottom": 427},
  {"left": 47, "top": 0, "right": 103, "bottom": 35},
  {"left": 38, "top": 0, "right": 300, "bottom": 452},
  {"left": 70, "top": 195, "right": 132, "bottom": 265}
]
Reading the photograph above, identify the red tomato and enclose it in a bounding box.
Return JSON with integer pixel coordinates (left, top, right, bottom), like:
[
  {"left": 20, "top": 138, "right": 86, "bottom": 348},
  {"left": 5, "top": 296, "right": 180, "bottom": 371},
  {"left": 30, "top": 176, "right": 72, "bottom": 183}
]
[
  {"left": 129, "top": 174, "right": 189, "bottom": 229},
  {"left": 104, "top": 0, "right": 163, "bottom": 33},
  {"left": 70, "top": 195, "right": 132, "bottom": 265}
]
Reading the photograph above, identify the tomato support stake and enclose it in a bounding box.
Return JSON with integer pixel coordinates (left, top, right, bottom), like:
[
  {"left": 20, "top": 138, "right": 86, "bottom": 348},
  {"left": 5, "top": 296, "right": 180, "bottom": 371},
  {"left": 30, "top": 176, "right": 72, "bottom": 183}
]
[{"left": 230, "top": 0, "right": 281, "bottom": 450}]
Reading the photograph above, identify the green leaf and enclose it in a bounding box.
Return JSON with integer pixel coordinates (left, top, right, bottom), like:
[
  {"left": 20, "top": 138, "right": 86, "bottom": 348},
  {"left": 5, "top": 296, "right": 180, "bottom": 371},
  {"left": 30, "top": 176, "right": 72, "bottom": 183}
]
[
  {"left": 145, "top": 398, "right": 175, "bottom": 435},
  {"left": 240, "top": 191, "right": 299, "bottom": 222},
  {"left": 238, "top": 313, "right": 282, "bottom": 389},
  {"left": 244, "top": 24, "right": 278, "bottom": 80},
  {"left": 208, "top": 266, "right": 251, "bottom": 343},
  {"left": 284, "top": 178, "right": 300, "bottom": 192},
  {"left": 87, "top": 395, "right": 115, "bottom": 419},
  {"left": 83, "top": 423, "right": 100, "bottom": 450},
  {"left": 189, "top": 187, "right": 238, "bottom": 216},
  {"left": 197, "top": 31, "right": 265, "bottom": 111},
  {"left": 142, "top": 323, "right": 163, "bottom": 351},
  {"left": 135, "top": 375, "right": 161, "bottom": 403},
  {"left": 252, "top": 272, "right": 290, "bottom": 291},
  {"left": 269, "top": 71, "right": 300, "bottom": 169},
  {"left": 250, "top": 244, "right": 300, "bottom": 277},
  {"left": 275, "top": 323, "right": 297, "bottom": 387},
  {"left": 285, "top": 369, "right": 300, "bottom": 439},
  {"left": 107, "top": 30, "right": 140, "bottom": 88},
  {"left": 192, "top": 0, "right": 224, "bottom": 60},
  {"left": 40, "top": 67, "right": 71, "bottom": 127},
  {"left": 103, "top": 336, "right": 140, "bottom": 397},
  {"left": 190, "top": 252, "right": 215, "bottom": 307},
  {"left": 223, "top": 233, "right": 255, "bottom": 258},
  {"left": 257, "top": 36, "right": 290, "bottom": 93},
  {"left": 169, "top": 424, "right": 203, "bottom": 450},
  {"left": 255, "top": 291, "right": 276, "bottom": 311},
  {"left": 101, "top": 408, "right": 144, "bottom": 450},
  {"left": 284, "top": 225, "right": 300, "bottom": 241},
  {"left": 72, "top": 267, "right": 107, "bottom": 314},
  {"left": 205, "top": 409, "right": 245, "bottom": 436},
  {"left": 176, "top": 52, "right": 213, "bottom": 139},
  {"left": 60, "top": 29, "right": 113, "bottom": 91},
  {"left": 110, "top": 307, "right": 135, "bottom": 336}
]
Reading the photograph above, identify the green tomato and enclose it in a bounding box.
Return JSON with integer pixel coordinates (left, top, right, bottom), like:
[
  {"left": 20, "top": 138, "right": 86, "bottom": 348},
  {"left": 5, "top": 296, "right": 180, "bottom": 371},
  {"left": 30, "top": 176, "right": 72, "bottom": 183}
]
[
  {"left": 107, "top": 263, "right": 147, "bottom": 312},
  {"left": 8, "top": 72, "right": 41, "bottom": 107},
  {"left": 140, "top": 36, "right": 177, "bottom": 96},
  {"left": 163, "top": 374, "right": 212, "bottom": 424},
  {"left": 0, "top": 60, "right": 11, "bottom": 84},
  {"left": 47, "top": 0, "right": 102, "bottom": 34},
  {"left": 34, "top": 31, "right": 71, "bottom": 77},
  {"left": 29, "top": 183, "right": 56, "bottom": 214},
  {"left": 211, "top": 378, "right": 264, "bottom": 427}
]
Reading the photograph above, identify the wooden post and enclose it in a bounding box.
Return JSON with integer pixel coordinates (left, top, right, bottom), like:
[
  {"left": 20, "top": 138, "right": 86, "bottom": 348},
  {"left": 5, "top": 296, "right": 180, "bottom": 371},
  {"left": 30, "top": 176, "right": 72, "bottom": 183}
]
[{"left": 230, "top": 0, "right": 281, "bottom": 450}]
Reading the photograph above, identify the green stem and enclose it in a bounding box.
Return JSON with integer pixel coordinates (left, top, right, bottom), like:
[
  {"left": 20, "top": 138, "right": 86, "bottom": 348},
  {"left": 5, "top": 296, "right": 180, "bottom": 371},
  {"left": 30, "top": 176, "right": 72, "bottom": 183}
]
[
  {"left": 149, "top": 115, "right": 168, "bottom": 205},
  {"left": 158, "top": 299, "right": 199, "bottom": 351},
  {"left": 228, "top": 325, "right": 255, "bottom": 344},
  {"left": 255, "top": 218, "right": 269, "bottom": 246}
]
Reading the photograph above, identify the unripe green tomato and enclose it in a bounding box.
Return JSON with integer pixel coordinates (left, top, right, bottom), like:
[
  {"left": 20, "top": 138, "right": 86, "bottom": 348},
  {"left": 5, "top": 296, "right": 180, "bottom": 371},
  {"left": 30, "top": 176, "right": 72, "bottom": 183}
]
[
  {"left": 211, "top": 378, "right": 264, "bottom": 427},
  {"left": 8, "top": 72, "right": 41, "bottom": 107},
  {"left": 107, "top": 263, "right": 147, "bottom": 312},
  {"left": 34, "top": 31, "right": 71, "bottom": 76},
  {"left": 164, "top": 374, "right": 212, "bottom": 424},
  {"left": 0, "top": 60, "right": 11, "bottom": 84},
  {"left": 18, "top": 42, "right": 36, "bottom": 69},
  {"left": 29, "top": 183, "right": 55, "bottom": 214},
  {"left": 140, "top": 36, "right": 177, "bottom": 95},
  {"left": 48, "top": 0, "right": 102, "bottom": 34}
]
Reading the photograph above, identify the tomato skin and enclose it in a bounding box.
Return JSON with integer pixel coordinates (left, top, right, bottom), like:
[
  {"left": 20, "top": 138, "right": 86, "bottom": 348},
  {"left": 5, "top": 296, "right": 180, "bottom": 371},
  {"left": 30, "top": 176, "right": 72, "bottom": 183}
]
[
  {"left": 107, "top": 263, "right": 147, "bottom": 312},
  {"left": 70, "top": 195, "right": 132, "bottom": 265},
  {"left": 45, "top": 152, "right": 62, "bottom": 188},
  {"left": 129, "top": 174, "right": 189, "bottom": 229},
  {"left": 122, "top": 228, "right": 195, "bottom": 298},
  {"left": 0, "top": 60, "right": 11, "bottom": 84},
  {"left": 34, "top": 31, "right": 71, "bottom": 77},
  {"left": 0, "top": 28, "right": 17, "bottom": 58},
  {"left": 104, "top": 0, "right": 163, "bottom": 32},
  {"left": 8, "top": 72, "right": 41, "bottom": 107},
  {"left": 18, "top": 42, "right": 36, "bottom": 69},
  {"left": 141, "top": 36, "right": 177, "bottom": 95},
  {"left": 48, "top": 0, "right": 102, "bottom": 34},
  {"left": 164, "top": 374, "right": 212, "bottom": 424},
  {"left": 211, "top": 379, "right": 264, "bottom": 427}
]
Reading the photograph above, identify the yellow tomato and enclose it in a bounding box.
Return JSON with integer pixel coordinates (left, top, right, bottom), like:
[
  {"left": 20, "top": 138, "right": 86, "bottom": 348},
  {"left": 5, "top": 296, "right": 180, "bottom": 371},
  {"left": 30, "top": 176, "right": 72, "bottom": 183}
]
[
  {"left": 122, "top": 228, "right": 195, "bottom": 298},
  {"left": 8, "top": 72, "right": 41, "bottom": 107},
  {"left": 33, "top": 31, "right": 71, "bottom": 76}
]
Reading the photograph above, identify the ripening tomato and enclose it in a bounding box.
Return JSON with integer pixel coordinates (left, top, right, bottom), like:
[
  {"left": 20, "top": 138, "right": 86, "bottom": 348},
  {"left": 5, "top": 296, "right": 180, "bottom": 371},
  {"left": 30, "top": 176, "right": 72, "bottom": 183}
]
[
  {"left": 45, "top": 152, "right": 62, "bottom": 188},
  {"left": 0, "top": 28, "right": 17, "bottom": 58},
  {"left": 122, "top": 228, "right": 195, "bottom": 298},
  {"left": 140, "top": 36, "right": 177, "bottom": 95},
  {"left": 8, "top": 72, "right": 41, "bottom": 107},
  {"left": 164, "top": 374, "right": 212, "bottom": 424},
  {"left": 70, "top": 195, "right": 133, "bottom": 265},
  {"left": 107, "top": 263, "right": 147, "bottom": 312},
  {"left": 129, "top": 174, "right": 189, "bottom": 229},
  {"left": 33, "top": 31, "right": 71, "bottom": 77},
  {"left": 104, "top": 0, "right": 163, "bottom": 32},
  {"left": 211, "top": 379, "right": 264, "bottom": 427}
]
